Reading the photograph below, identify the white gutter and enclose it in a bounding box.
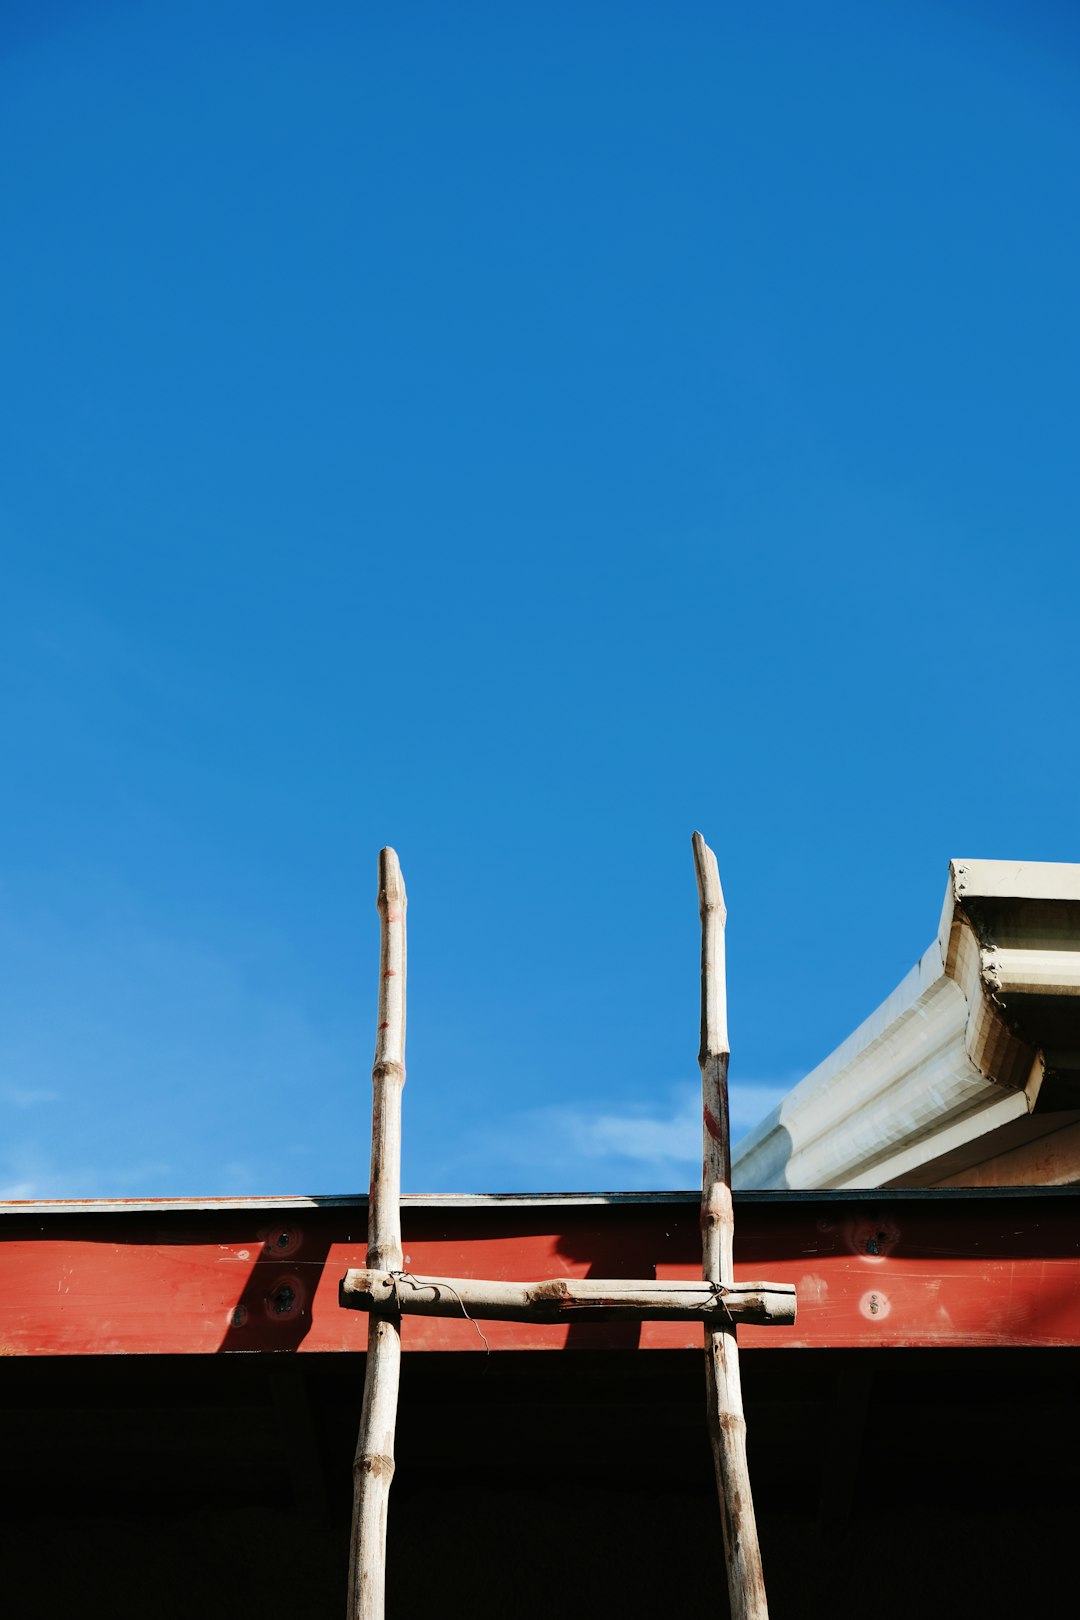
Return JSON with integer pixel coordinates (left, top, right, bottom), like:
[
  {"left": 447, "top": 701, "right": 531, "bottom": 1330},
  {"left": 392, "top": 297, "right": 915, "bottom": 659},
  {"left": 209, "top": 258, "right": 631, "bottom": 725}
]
[{"left": 733, "top": 860, "right": 1080, "bottom": 1190}]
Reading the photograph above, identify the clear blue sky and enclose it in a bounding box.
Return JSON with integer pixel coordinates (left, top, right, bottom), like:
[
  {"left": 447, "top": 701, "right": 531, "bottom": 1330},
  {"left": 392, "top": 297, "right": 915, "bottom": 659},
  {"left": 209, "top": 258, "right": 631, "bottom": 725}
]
[{"left": 2, "top": 2, "right": 1078, "bottom": 1198}]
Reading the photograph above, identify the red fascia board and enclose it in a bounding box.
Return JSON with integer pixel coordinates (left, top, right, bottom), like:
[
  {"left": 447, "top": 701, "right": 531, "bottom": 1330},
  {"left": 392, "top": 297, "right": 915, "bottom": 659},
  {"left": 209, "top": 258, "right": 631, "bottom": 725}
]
[{"left": 1, "top": 1188, "right": 1078, "bottom": 1356}]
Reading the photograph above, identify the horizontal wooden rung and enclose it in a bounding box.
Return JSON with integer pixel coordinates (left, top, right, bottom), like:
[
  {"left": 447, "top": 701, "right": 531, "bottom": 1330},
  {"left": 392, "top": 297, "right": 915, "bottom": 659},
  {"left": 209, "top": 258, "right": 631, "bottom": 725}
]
[{"left": 339, "top": 1270, "right": 796, "bottom": 1327}]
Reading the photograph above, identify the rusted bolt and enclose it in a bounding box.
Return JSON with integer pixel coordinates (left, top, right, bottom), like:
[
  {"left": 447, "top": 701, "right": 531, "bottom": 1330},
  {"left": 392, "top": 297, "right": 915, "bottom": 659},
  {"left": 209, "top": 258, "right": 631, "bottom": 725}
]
[
  {"left": 263, "top": 1271, "right": 305, "bottom": 1322},
  {"left": 263, "top": 1226, "right": 301, "bottom": 1257}
]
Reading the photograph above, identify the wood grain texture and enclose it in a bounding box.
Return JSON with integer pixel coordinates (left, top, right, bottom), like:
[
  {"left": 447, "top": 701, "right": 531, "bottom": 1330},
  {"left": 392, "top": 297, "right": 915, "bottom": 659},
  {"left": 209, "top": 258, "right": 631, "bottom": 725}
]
[
  {"left": 348, "top": 848, "right": 407, "bottom": 1620},
  {"left": 340, "top": 1269, "right": 797, "bottom": 1326},
  {"left": 693, "top": 831, "right": 770, "bottom": 1620}
]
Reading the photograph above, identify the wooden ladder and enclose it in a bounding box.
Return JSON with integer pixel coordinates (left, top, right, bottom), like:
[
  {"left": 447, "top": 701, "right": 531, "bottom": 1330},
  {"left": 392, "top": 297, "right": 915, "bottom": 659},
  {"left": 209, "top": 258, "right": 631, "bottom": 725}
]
[{"left": 342, "top": 836, "right": 795, "bottom": 1620}]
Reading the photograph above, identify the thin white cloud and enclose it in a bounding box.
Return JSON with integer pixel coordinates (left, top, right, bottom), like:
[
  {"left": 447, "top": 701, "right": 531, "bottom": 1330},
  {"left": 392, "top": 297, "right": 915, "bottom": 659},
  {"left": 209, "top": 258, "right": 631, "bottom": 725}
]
[
  {"left": 0, "top": 897, "right": 354, "bottom": 1199},
  {"left": 1, "top": 1085, "right": 59, "bottom": 1108},
  {"left": 441, "top": 1078, "right": 795, "bottom": 1192},
  {"left": 0, "top": 1146, "right": 173, "bottom": 1202},
  {"left": 729, "top": 1081, "right": 796, "bottom": 1137},
  {"left": 554, "top": 1079, "right": 791, "bottom": 1166}
]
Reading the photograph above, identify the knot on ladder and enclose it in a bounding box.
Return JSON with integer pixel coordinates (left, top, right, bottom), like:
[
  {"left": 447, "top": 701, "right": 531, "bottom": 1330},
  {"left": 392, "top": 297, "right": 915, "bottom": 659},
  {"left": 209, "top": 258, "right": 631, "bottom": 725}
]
[
  {"left": 708, "top": 1280, "right": 735, "bottom": 1327},
  {"left": 386, "top": 1270, "right": 491, "bottom": 1353}
]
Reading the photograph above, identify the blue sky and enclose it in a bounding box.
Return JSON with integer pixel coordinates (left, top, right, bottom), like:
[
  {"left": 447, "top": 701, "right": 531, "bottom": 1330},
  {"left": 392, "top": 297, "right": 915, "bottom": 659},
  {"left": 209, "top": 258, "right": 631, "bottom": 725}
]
[{"left": 2, "top": 2, "right": 1078, "bottom": 1198}]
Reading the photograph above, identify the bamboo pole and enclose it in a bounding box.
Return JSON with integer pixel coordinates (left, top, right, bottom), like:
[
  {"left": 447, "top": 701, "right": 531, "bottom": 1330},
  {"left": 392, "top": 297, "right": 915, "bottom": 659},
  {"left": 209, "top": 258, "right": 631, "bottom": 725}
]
[
  {"left": 693, "top": 831, "right": 770, "bottom": 1620},
  {"left": 348, "top": 847, "right": 407, "bottom": 1620},
  {"left": 341, "top": 1270, "right": 796, "bottom": 1327}
]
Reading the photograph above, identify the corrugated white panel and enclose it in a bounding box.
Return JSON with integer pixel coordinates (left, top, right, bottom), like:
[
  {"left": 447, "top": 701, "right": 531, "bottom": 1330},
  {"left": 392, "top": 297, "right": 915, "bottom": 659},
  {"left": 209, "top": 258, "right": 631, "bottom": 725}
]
[{"left": 733, "top": 858, "right": 1080, "bottom": 1190}]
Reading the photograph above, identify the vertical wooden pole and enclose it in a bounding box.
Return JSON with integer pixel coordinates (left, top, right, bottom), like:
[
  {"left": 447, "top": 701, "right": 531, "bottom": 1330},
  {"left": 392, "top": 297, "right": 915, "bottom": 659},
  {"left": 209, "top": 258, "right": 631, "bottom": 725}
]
[
  {"left": 693, "top": 831, "right": 769, "bottom": 1620},
  {"left": 348, "top": 847, "right": 407, "bottom": 1620}
]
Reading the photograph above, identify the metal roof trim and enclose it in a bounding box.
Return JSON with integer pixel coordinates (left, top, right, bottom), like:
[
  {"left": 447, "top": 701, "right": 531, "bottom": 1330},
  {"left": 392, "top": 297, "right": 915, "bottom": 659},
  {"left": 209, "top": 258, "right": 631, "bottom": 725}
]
[
  {"left": 733, "top": 857, "right": 1080, "bottom": 1190},
  {"left": 2, "top": 1186, "right": 1079, "bottom": 1220},
  {"left": 949, "top": 858, "right": 1080, "bottom": 905}
]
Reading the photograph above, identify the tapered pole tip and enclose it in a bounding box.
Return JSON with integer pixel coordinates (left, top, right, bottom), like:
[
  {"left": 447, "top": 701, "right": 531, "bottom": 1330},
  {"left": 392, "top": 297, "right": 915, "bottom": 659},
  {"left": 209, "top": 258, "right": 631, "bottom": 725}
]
[
  {"left": 377, "top": 846, "right": 405, "bottom": 904},
  {"left": 691, "top": 832, "right": 726, "bottom": 920}
]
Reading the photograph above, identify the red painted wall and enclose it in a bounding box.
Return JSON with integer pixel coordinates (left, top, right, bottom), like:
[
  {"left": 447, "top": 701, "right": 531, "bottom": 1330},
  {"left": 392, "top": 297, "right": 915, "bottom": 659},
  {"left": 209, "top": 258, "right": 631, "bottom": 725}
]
[{"left": 2, "top": 1191, "right": 1078, "bottom": 1355}]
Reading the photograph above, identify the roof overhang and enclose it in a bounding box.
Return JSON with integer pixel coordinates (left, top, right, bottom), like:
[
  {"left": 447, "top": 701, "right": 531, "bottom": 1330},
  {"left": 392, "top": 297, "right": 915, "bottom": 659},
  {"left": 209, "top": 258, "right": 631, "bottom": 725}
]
[{"left": 733, "top": 859, "right": 1080, "bottom": 1189}]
